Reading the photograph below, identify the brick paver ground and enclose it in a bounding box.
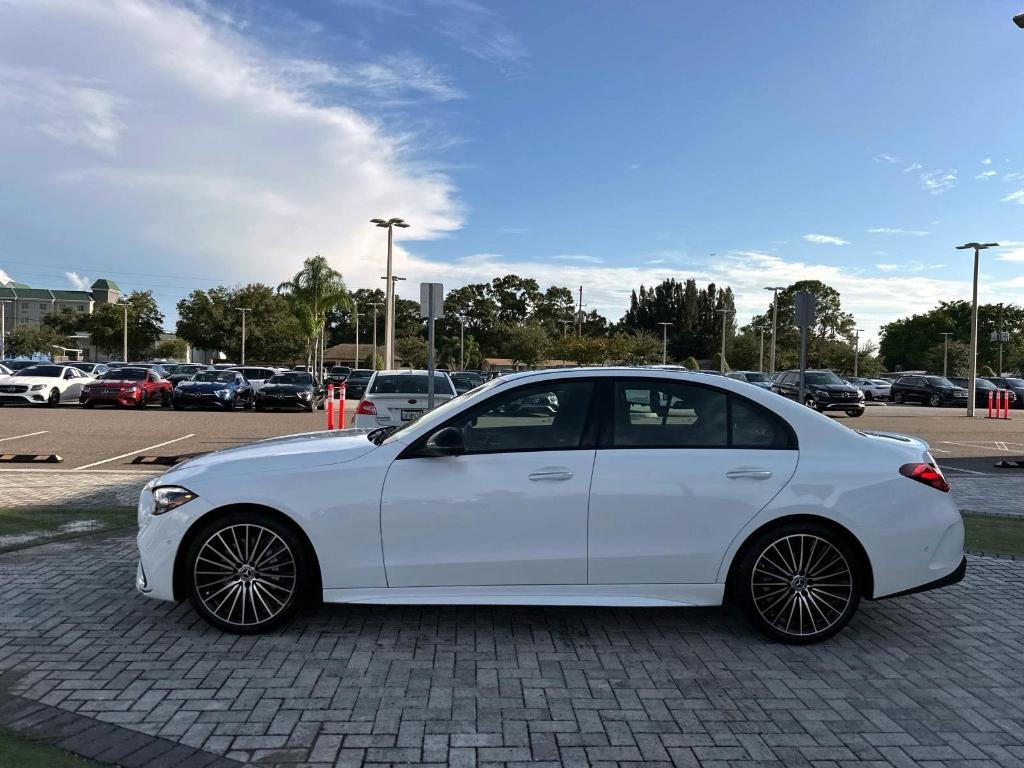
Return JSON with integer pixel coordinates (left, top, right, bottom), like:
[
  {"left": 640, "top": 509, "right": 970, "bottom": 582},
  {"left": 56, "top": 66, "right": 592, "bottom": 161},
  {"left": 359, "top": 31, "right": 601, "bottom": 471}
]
[{"left": 1, "top": 534, "right": 1023, "bottom": 767}]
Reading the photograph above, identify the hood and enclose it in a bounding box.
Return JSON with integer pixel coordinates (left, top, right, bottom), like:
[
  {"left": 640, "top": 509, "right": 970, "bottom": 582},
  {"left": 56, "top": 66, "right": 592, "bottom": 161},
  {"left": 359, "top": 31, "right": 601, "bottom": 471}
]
[
  {"left": 178, "top": 380, "right": 233, "bottom": 392},
  {"left": 88, "top": 379, "right": 143, "bottom": 389},
  {"left": 808, "top": 383, "right": 859, "bottom": 393},
  {"left": 1, "top": 376, "right": 68, "bottom": 387},
  {"left": 159, "top": 429, "right": 374, "bottom": 483},
  {"left": 259, "top": 383, "right": 311, "bottom": 393}
]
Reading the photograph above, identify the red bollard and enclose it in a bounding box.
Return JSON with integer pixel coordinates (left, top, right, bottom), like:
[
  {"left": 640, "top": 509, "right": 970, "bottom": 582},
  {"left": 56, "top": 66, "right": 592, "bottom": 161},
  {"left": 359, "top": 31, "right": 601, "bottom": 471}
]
[
  {"left": 326, "top": 384, "right": 334, "bottom": 429},
  {"left": 337, "top": 382, "right": 346, "bottom": 429},
  {"left": 987, "top": 389, "right": 994, "bottom": 418},
  {"left": 1003, "top": 389, "right": 1011, "bottom": 420}
]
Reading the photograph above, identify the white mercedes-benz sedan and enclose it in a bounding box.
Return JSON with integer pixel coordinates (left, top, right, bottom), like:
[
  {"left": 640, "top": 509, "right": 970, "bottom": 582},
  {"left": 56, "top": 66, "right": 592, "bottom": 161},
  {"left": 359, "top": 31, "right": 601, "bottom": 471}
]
[{"left": 136, "top": 367, "right": 965, "bottom": 644}]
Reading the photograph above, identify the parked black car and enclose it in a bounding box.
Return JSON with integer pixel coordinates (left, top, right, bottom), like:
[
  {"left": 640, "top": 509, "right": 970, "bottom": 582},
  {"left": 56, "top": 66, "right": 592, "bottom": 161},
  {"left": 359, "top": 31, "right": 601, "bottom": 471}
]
[
  {"left": 254, "top": 372, "right": 323, "bottom": 411},
  {"left": 342, "top": 369, "right": 373, "bottom": 400},
  {"left": 981, "top": 376, "right": 1024, "bottom": 409},
  {"left": 166, "top": 363, "right": 210, "bottom": 388},
  {"left": 890, "top": 375, "right": 969, "bottom": 407},
  {"left": 326, "top": 366, "right": 351, "bottom": 388},
  {"left": 772, "top": 369, "right": 865, "bottom": 416},
  {"left": 948, "top": 377, "right": 1018, "bottom": 408},
  {"left": 172, "top": 370, "right": 253, "bottom": 410},
  {"left": 450, "top": 372, "right": 479, "bottom": 394}
]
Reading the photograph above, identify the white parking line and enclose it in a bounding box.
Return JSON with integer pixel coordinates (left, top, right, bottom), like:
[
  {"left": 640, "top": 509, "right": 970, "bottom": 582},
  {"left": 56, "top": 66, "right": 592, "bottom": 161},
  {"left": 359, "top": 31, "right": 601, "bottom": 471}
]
[
  {"left": 0, "top": 430, "right": 48, "bottom": 444},
  {"left": 73, "top": 434, "right": 196, "bottom": 471}
]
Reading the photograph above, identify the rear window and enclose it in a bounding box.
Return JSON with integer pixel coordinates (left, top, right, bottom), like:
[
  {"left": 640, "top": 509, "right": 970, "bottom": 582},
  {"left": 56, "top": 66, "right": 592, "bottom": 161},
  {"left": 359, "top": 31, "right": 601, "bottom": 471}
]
[
  {"left": 370, "top": 374, "right": 454, "bottom": 395},
  {"left": 101, "top": 368, "right": 147, "bottom": 380},
  {"left": 347, "top": 370, "right": 373, "bottom": 382},
  {"left": 15, "top": 365, "right": 63, "bottom": 377}
]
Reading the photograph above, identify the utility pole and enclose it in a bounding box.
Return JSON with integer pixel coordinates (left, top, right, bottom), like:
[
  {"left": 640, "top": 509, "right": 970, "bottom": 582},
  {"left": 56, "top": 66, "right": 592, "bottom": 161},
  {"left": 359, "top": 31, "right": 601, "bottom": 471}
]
[
  {"left": 940, "top": 332, "right": 953, "bottom": 377},
  {"left": 236, "top": 307, "right": 251, "bottom": 365},
  {"left": 577, "top": 285, "right": 584, "bottom": 337},
  {"left": 997, "top": 303, "right": 1005, "bottom": 375},
  {"left": 0, "top": 300, "right": 10, "bottom": 360},
  {"left": 122, "top": 301, "right": 128, "bottom": 363},
  {"left": 559, "top": 319, "right": 572, "bottom": 338},
  {"left": 763, "top": 286, "right": 785, "bottom": 374},
  {"left": 352, "top": 310, "right": 361, "bottom": 367},
  {"left": 370, "top": 303, "right": 380, "bottom": 369},
  {"left": 657, "top": 322, "right": 672, "bottom": 365},
  {"left": 853, "top": 328, "right": 863, "bottom": 377},
  {"left": 758, "top": 328, "right": 765, "bottom": 372},
  {"left": 370, "top": 217, "right": 409, "bottom": 369},
  {"left": 956, "top": 242, "right": 999, "bottom": 417},
  {"left": 458, "top": 315, "right": 466, "bottom": 371},
  {"left": 716, "top": 308, "right": 734, "bottom": 372}
]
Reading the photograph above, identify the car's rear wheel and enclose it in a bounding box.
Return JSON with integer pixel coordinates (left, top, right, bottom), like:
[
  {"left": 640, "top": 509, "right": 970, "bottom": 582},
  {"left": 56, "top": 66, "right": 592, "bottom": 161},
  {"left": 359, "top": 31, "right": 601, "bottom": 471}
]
[
  {"left": 928, "top": 393, "right": 941, "bottom": 407},
  {"left": 47, "top": 388, "right": 60, "bottom": 407},
  {"left": 892, "top": 391, "right": 904, "bottom": 404},
  {"left": 845, "top": 409, "right": 863, "bottom": 417},
  {"left": 803, "top": 396, "right": 818, "bottom": 410},
  {"left": 185, "top": 512, "right": 310, "bottom": 634},
  {"left": 735, "top": 523, "right": 861, "bottom": 644}
]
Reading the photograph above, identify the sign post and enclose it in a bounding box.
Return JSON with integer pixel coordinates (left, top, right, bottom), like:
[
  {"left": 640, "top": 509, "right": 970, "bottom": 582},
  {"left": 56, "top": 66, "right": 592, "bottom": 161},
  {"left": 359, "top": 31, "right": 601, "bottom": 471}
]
[
  {"left": 794, "top": 291, "right": 816, "bottom": 405},
  {"left": 420, "top": 283, "right": 444, "bottom": 410}
]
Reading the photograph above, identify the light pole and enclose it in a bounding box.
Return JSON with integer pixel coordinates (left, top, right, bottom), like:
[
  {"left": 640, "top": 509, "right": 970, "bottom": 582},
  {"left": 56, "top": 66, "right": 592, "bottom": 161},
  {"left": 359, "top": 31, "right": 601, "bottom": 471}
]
[
  {"left": 764, "top": 286, "right": 784, "bottom": 374},
  {"left": 236, "top": 307, "right": 251, "bottom": 365},
  {"left": 352, "top": 310, "right": 361, "bottom": 367},
  {"left": 956, "top": 242, "right": 999, "bottom": 417},
  {"left": 370, "top": 217, "right": 409, "bottom": 369},
  {"left": 121, "top": 300, "right": 128, "bottom": 362},
  {"left": 716, "top": 308, "right": 734, "bottom": 372},
  {"left": 0, "top": 300, "right": 10, "bottom": 360},
  {"left": 458, "top": 315, "right": 466, "bottom": 370},
  {"left": 758, "top": 327, "right": 765, "bottom": 372},
  {"left": 940, "top": 332, "right": 953, "bottom": 377},
  {"left": 853, "top": 328, "right": 863, "bottom": 377},
  {"left": 657, "top": 322, "right": 672, "bottom": 365},
  {"left": 1015, "top": 12, "right": 1024, "bottom": 28},
  {"left": 369, "top": 303, "right": 380, "bottom": 369},
  {"left": 558, "top": 319, "right": 572, "bottom": 338}
]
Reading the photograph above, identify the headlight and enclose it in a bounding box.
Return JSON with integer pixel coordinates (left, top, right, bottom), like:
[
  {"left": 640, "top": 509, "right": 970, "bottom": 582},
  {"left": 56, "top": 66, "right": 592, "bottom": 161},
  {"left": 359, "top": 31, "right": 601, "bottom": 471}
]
[
  {"left": 216, "top": 388, "right": 231, "bottom": 397},
  {"left": 30, "top": 384, "right": 45, "bottom": 391},
  {"left": 298, "top": 391, "right": 312, "bottom": 399},
  {"left": 151, "top": 486, "right": 196, "bottom": 515},
  {"left": 125, "top": 386, "right": 138, "bottom": 394}
]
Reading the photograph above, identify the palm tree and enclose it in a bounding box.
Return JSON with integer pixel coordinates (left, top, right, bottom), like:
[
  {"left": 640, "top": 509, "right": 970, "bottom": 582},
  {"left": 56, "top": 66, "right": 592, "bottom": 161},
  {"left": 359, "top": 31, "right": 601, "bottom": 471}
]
[{"left": 278, "top": 255, "right": 352, "bottom": 380}]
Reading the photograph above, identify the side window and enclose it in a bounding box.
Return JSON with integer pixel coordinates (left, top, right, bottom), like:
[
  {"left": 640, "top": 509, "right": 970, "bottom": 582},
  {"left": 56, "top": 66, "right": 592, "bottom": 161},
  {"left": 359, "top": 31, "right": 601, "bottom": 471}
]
[
  {"left": 730, "top": 396, "right": 795, "bottom": 449},
  {"left": 780, "top": 372, "right": 795, "bottom": 386},
  {"left": 446, "top": 381, "right": 595, "bottom": 453},
  {"left": 611, "top": 380, "right": 727, "bottom": 447}
]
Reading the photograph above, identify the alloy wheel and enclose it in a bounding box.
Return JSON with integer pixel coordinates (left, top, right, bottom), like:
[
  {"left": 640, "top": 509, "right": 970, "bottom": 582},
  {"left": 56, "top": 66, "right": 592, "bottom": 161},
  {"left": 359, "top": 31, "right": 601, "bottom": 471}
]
[
  {"left": 749, "top": 534, "right": 854, "bottom": 639},
  {"left": 193, "top": 524, "right": 297, "bottom": 628},
  {"left": 47, "top": 388, "right": 60, "bottom": 406},
  {"left": 928, "top": 394, "right": 941, "bottom": 407},
  {"left": 803, "top": 397, "right": 817, "bottom": 410}
]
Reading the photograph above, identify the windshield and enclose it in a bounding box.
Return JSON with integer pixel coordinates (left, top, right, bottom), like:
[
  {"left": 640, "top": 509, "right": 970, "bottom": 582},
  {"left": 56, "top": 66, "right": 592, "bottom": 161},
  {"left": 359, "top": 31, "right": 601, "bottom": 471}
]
[
  {"left": 70, "top": 363, "right": 96, "bottom": 371},
  {"left": 348, "top": 370, "right": 372, "bottom": 381},
  {"left": 926, "top": 376, "right": 955, "bottom": 387},
  {"left": 381, "top": 376, "right": 505, "bottom": 445},
  {"left": 804, "top": 371, "right": 845, "bottom": 385},
  {"left": 1006, "top": 378, "right": 1024, "bottom": 387},
  {"left": 15, "top": 365, "right": 62, "bottom": 377},
  {"left": 973, "top": 379, "right": 995, "bottom": 389},
  {"left": 744, "top": 372, "right": 769, "bottom": 382},
  {"left": 193, "top": 371, "right": 236, "bottom": 383},
  {"left": 330, "top": 367, "right": 350, "bottom": 375},
  {"left": 370, "top": 373, "right": 454, "bottom": 395},
  {"left": 100, "top": 368, "right": 146, "bottom": 380},
  {"left": 269, "top": 373, "right": 312, "bottom": 385}
]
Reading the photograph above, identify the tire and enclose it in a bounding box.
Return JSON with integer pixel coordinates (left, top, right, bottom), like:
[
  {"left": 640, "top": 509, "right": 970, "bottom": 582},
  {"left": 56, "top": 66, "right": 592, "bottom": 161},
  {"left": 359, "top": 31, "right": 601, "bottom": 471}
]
[
  {"left": 225, "top": 395, "right": 236, "bottom": 411},
  {"left": 136, "top": 391, "right": 148, "bottom": 409},
  {"left": 892, "top": 391, "right": 904, "bottom": 404},
  {"left": 864, "top": 391, "right": 873, "bottom": 401},
  {"left": 928, "top": 393, "right": 941, "bottom": 407},
  {"left": 255, "top": 402, "right": 265, "bottom": 412},
  {"left": 845, "top": 409, "right": 863, "bottom": 418},
  {"left": 161, "top": 391, "right": 171, "bottom": 408},
  {"left": 803, "top": 397, "right": 818, "bottom": 410},
  {"left": 185, "top": 511, "right": 311, "bottom": 634},
  {"left": 47, "top": 388, "right": 61, "bottom": 407},
  {"left": 82, "top": 401, "right": 94, "bottom": 409},
  {"left": 244, "top": 395, "right": 253, "bottom": 410},
  {"left": 173, "top": 403, "right": 184, "bottom": 411},
  {"left": 734, "top": 522, "right": 862, "bottom": 644}
]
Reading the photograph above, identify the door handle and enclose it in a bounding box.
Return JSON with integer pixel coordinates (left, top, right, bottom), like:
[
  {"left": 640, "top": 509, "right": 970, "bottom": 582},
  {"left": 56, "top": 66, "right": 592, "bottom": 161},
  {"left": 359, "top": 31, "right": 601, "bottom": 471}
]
[
  {"left": 529, "top": 470, "right": 574, "bottom": 481},
  {"left": 726, "top": 469, "right": 773, "bottom": 480}
]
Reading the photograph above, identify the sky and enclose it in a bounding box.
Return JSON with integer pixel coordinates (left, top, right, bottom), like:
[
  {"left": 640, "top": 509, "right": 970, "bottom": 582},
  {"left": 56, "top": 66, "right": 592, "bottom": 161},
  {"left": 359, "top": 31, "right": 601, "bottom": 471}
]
[{"left": 1, "top": 0, "right": 1023, "bottom": 342}]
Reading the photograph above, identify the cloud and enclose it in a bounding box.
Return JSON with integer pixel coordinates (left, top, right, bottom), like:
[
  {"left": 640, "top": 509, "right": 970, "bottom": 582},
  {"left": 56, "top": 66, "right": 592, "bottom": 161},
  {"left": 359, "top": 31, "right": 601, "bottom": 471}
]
[
  {"left": 920, "top": 169, "right": 958, "bottom": 195},
  {"left": 498, "top": 226, "right": 529, "bottom": 235},
  {"left": 432, "top": 0, "right": 528, "bottom": 66},
  {"left": 874, "top": 153, "right": 901, "bottom": 164},
  {"left": 996, "top": 241, "right": 1024, "bottom": 263},
  {"left": 0, "top": 267, "right": 11, "bottom": 284},
  {"left": 982, "top": 158, "right": 992, "bottom": 165},
  {"left": 803, "top": 234, "right": 849, "bottom": 246},
  {"left": 1005, "top": 172, "right": 1024, "bottom": 182},
  {"left": 552, "top": 254, "right": 604, "bottom": 264},
  {"left": 875, "top": 261, "right": 944, "bottom": 274},
  {"left": 903, "top": 162, "right": 922, "bottom": 173},
  {"left": 65, "top": 271, "right": 90, "bottom": 290},
  {"left": 0, "top": 0, "right": 462, "bottom": 306},
  {"left": 867, "top": 227, "right": 929, "bottom": 237},
  {"left": 875, "top": 264, "right": 899, "bottom": 272},
  {"left": 1002, "top": 190, "right": 1024, "bottom": 205},
  {"left": 627, "top": 163, "right": 640, "bottom": 171}
]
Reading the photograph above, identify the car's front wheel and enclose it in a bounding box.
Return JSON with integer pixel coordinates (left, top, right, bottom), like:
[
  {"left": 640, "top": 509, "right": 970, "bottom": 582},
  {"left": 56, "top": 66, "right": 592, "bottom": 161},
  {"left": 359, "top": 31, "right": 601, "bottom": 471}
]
[
  {"left": 46, "top": 388, "right": 61, "bottom": 407},
  {"left": 803, "top": 396, "right": 818, "bottom": 410},
  {"left": 892, "top": 391, "right": 904, "bottom": 404},
  {"left": 185, "top": 512, "right": 310, "bottom": 634},
  {"left": 735, "top": 523, "right": 862, "bottom": 644},
  {"left": 928, "top": 393, "right": 942, "bottom": 407}
]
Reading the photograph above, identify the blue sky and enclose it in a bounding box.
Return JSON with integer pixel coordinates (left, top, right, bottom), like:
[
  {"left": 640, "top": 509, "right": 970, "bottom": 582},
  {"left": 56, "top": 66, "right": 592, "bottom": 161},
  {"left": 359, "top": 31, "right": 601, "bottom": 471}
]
[{"left": 1, "top": 0, "right": 1023, "bottom": 340}]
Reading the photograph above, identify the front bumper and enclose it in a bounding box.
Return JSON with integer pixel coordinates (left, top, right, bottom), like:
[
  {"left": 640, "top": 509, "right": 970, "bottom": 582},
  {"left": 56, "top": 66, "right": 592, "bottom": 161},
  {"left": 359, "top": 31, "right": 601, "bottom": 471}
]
[
  {"left": 256, "top": 394, "right": 312, "bottom": 408},
  {"left": 174, "top": 392, "right": 234, "bottom": 408},
  {"left": 81, "top": 392, "right": 138, "bottom": 406},
  {"left": 815, "top": 399, "right": 865, "bottom": 412},
  {"left": 0, "top": 393, "right": 46, "bottom": 404},
  {"left": 875, "top": 555, "right": 966, "bottom": 600}
]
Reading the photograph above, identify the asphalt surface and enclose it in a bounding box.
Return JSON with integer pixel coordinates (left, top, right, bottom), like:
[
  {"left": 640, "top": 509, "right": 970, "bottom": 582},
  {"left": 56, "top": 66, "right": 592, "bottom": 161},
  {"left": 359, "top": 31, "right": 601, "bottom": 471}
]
[{"left": 0, "top": 399, "right": 1021, "bottom": 475}]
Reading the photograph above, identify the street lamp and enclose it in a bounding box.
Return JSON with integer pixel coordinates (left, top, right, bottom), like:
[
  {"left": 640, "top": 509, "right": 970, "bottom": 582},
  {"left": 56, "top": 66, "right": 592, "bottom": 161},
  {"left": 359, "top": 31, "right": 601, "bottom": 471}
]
[
  {"left": 369, "top": 302, "right": 381, "bottom": 369},
  {"left": 236, "top": 307, "right": 251, "bottom": 365},
  {"left": 939, "top": 332, "right": 953, "bottom": 377},
  {"left": 955, "top": 242, "right": 999, "bottom": 417},
  {"left": 351, "top": 309, "right": 361, "bottom": 367},
  {"left": 716, "top": 308, "right": 734, "bottom": 372},
  {"left": 758, "top": 327, "right": 765, "bottom": 372},
  {"left": 763, "top": 286, "right": 785, "bottom": 374},
  {"left": 1014, "top": 12, "right": 1024, "bottom": 28},
  {"left": 657, "top": 322, "right": 672, "bottom": 365},
  {"left": 853, "top": 328, "right": 863, "bottom": 377},
  {"left": 458, "top": 315, "right": 466, "bottom": 371},
  {"left": 370, "top": 217, "right": 409, "bottom": 369},
  {"left": 0, "top": 300, "right": 11, "bottom": 360},
  {"left": 120, "top": 300, "right": 129, "bottom": 363}
]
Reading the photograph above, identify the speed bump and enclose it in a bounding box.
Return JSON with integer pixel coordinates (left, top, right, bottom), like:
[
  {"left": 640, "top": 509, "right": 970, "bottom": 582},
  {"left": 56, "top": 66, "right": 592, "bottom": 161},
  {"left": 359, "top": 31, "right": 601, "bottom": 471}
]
[{"left": 0, "top": 454, "right": 63, "bottom": 463}]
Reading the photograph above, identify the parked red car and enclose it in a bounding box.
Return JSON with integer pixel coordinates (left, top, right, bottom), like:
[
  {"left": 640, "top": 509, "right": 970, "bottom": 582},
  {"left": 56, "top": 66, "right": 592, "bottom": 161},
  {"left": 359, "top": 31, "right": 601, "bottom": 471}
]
[{"left": 79, "top": 366, "right": 172, "bottom": 408}]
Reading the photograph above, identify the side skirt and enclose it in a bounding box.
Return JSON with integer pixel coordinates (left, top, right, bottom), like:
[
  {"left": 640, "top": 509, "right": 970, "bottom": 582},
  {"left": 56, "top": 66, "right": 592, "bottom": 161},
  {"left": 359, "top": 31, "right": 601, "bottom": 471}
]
[{"left": 322, "top": 583, "right": 725, "bottom": 607}]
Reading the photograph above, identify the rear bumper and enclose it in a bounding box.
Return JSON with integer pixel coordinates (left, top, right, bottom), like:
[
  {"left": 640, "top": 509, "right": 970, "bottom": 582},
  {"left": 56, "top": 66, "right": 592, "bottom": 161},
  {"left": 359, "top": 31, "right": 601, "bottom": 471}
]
[{"left": 874, "top": 556, "right": 966, "bottom": 600}]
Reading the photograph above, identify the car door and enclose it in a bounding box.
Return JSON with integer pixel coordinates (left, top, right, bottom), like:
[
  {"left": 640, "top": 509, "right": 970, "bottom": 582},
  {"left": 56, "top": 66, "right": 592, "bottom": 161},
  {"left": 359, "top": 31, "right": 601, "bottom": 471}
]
[
  {"left": 380, "top": 379, "right": 598, "bottom": 587},
  {"left": 588, "top": 378, "right": 799, "bottom": 584},
  {"left": 61, "top": 368, "right": 84, "bottom": 400}
]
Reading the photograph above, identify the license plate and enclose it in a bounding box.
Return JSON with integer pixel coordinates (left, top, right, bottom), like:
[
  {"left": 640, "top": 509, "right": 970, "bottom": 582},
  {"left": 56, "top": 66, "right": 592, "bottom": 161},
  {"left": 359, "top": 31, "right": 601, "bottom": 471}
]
[{"left": 400, "top": 409, "right": 423, "bottom": 421}]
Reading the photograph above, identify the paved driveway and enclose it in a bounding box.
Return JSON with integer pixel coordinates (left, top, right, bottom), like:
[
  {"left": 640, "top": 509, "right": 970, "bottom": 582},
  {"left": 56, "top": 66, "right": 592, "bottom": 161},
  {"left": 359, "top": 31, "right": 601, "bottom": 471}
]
[{"left": 1, "top": 534, "right": 1023, "bottom": 767}]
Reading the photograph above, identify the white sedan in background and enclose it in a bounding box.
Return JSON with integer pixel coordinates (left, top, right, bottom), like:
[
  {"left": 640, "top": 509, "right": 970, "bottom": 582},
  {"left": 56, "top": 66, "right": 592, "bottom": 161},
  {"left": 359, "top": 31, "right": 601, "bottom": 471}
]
[
  {"left": 136, "top": 367, "right": 965, "bottom": 644},
  {"left": 352, "top": 369, "right": 457, "bottom": 429},
  {"left": 0, "top": 363, "right": 93, "bottom": 406},
  {"left": 847, "top": 377, "right": 892, "bottom": 401}
]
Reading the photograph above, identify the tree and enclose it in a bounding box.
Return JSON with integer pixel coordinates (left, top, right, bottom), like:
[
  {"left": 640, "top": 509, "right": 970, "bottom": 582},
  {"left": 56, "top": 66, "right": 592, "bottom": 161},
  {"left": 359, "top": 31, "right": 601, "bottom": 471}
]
[
  {"left": 712, "top": 351, "right": 729, "bottom": 372},
  {"left": 43, "top": 306, "right": 86, "bottom": 338},
  {"left": 619, "top": 278, "right": 735, "bottom": 359},
  {"left": 4, "top": 325, "right": 63, "bottom": 358},
  {"left": 554, "top": 335, "right": 607, "bottom": 366},
  {"left": 682, "top": 356, "right": 699, "bottom": 370},
  {"left": 609, "top": 331, "right": 661, "bottom": 366},
  {"left": 395, "top": 336, "right": 427, "bottom": 368},
  {"left": 501, "top": 323, "right": 549, "bottom": 369},
  {"left": 87, "top": 290, "right": 163, "bottom": 359},
  {"left": 152, "top": 338, "right": 189, "bottom": 360},
  {"left": 278, "top": 256, "right": 352, "bottom": 375}
]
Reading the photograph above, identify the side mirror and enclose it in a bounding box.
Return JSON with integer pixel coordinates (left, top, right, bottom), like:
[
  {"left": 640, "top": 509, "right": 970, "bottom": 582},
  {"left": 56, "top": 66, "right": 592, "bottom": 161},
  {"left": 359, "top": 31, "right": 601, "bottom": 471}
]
[{"left": 421, "top": 427, "right": 464, "bottom": 457}]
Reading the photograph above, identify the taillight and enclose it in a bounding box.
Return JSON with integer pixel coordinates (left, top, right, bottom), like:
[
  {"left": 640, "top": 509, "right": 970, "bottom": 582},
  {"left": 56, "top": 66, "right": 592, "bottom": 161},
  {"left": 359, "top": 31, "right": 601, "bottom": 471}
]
[
  {"left": 355, "top": 400, "right": 376, "bottom": 416},
  {"left": 899, "top": 463, "right": 949, "bottom": 493}
]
